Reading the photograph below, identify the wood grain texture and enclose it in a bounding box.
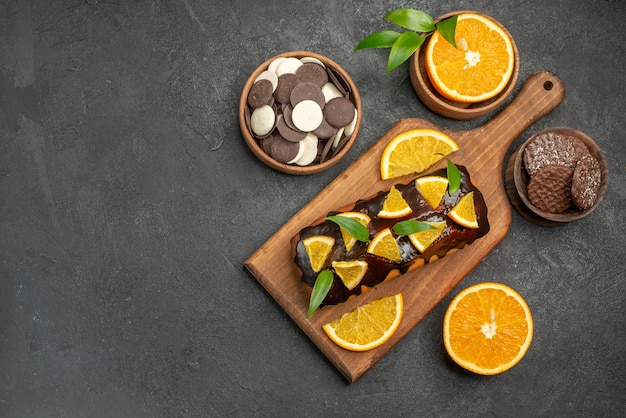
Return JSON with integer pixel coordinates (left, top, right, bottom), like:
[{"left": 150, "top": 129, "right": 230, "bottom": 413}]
[{"left": 245, "top": 71, "right": 565, "bottom": 383}]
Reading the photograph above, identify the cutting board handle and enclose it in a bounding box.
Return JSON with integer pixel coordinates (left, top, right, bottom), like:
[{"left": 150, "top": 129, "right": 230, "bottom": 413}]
[{"left": 476, "top": 71, "right": 566, "bottom": 163}]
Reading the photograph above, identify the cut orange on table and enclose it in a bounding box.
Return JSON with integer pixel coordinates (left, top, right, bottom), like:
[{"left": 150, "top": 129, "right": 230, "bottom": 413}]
[
  {"left": 380, "top": 129, "right": 459, "bottom": 180},
  {"left": 448, "top": 191, "right": 479, "bottom": 229},
  {"left": 443, "top": 282, "right": 533, "bottom": 375},
  {"left": 425, "top": 13, "right": 515, "bottom": 103},
  {"left": 322, "top": 293, "right": 403, "bottom": 351},
  {"left": 408, "top": 221, "right": 447, "bottom": 252},
  {"left": 367, "top": 228, "right": 402, "bottom": 263},
  {"left": 332, "top": 260, "right": 368, "bottom": 290},
  {"left": 378, "top": 185, "right": 413, "bottom": 219},
  {"left": 416, "top": 175, "right": 449, "bottom": 209},
  {"left": 302, "top": 235, "right": 335, "bottom": 272},
  {"left": 336, "top": 212, "right": 371, "bottom": 251}
]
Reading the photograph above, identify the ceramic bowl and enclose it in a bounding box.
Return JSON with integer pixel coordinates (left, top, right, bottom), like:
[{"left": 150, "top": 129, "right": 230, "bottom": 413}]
[
  {"left": 409, "top": 11, "right": 520, "bottom": 120},
  {"left": 504, "top": 127, "right": 608, "bottom": 226},
  {"left": 239, "top": 51, "right": 361, "bottom": 175}
]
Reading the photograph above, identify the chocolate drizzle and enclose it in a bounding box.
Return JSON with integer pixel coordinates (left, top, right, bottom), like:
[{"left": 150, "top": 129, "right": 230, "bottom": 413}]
[{"left": 292, "top": 166, "right": 489, "bottom": 306}]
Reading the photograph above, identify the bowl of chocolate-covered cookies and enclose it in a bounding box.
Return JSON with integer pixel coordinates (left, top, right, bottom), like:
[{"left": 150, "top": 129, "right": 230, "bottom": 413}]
[
  {"left": 239, "top": 51, "right": 361, "bottom": 175},
  {"left": 506, "top": 127, "right": 608, "bottom": 225}
]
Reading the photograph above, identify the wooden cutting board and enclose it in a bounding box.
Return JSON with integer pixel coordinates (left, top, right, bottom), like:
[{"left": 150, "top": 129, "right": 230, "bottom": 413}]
[{"left": 245, "top": 71, "right": 565, "bottom": 383}]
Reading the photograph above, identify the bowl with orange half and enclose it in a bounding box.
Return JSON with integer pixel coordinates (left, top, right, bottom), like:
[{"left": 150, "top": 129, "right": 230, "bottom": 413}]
[{"left": 409, "top": 11, "right": 520, "bottom": 120}]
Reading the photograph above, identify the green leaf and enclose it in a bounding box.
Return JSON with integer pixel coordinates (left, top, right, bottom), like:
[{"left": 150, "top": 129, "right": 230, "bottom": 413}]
[
  {"left": 436, "top": 15, "right": 458, "bottom": 48},
  {"left": 387, "top": 32, "right": 425, "bottom": 73},
  {"left": 308, "top": 270, "right": 334, "bottom": 317},
  {"left": 354, "top": 30, "right": 401, "bottom": 51},
  {"left": 326, "top": 215, "right": 369, "bottom": 242},
  {"left": 385, "top": 8, "right": 435, "bottom": 32},
  {"left": 447, "top": 159, "right": 461, "bottom": 194},
  {"left": 393, "top": 220, "right": 436, "bottom": 236}
]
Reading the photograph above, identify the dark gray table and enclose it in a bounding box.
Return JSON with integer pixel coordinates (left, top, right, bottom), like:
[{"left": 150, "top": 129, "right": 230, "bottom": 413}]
[{"left": 2, "top": 1, "right": 625, "bottom": 416}]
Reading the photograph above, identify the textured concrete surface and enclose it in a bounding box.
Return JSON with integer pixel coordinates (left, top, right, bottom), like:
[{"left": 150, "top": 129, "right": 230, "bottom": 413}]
[{"left": 1, "top": 0, "right": 625, "bottom": 416}]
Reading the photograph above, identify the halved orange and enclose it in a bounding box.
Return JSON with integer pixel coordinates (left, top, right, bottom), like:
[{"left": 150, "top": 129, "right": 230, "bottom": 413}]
[
  {"left": 425, "top": 13, "right": 515, "bottom": 103},
  {"left": 322, "top": 293, "right": 403, "bottom": 351},
  {"left": 380, "top": 129, "right": 459, "bottom": 180},
  {"left": 302, "top": 235, "right": 335, "bottom": 272},
  {"left": 416, "top": 175, "right": 449, "bottom": 209},
  {"left": 448, "top": 191, "right": 479, "bottom": 229},
  {"left": 378, "top": 185, "right": 413, "bottom": 219},
  {"left": 332, "top": 260, "right": 368, "bottom": 290},
  {"left": 336, "top": 212, "right": 371, "bottom": 252},
  {"left": 443, "top": 282, "right": 533, "bottom": 375},
  {"left": 408, "top": 221, "right": 446, "bottom": 252},
  {"left": 367, "top": 228, "right": 402, "bottom": 263}
]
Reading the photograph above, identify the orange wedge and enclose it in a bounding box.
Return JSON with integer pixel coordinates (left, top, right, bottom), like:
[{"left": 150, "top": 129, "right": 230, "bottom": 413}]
[
  {"left": 323, "top": 293, "right": 403, "bottom": 351},
  {"left": 367, "top": 228, "right": 402, "bottom": 263},
  {"left": 416, "top": 175, "right": 449, "bottom": 209},
  {"left": 332, "top": 260, "right": 368, "bottom": 290},
  {"left": 336, "top": 212, "right": 371, "bottom": 252},
  {"left": 425, "top": 13, "right": 515, "bottom": 103},
  {"left": 448, "top": 192, "right": 479, "bottom": 229},
  {"left": 380, "top": 129, "right": 459, "bottom": 180},
  {"left": 378, "top": 185, "right": 413, "bottom": 219},
  {"left": 302, "top": 235, "right": 335, "bottom": 272},
  {"left": 408, "top": 221, "right": 447, "bottom": 252},
  {"left": 443, "top": 282, "right": 533, "bottom": 375}
]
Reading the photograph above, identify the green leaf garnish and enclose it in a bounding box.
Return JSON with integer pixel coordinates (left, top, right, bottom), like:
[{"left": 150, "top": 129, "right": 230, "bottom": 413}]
[
  {"left": 326, "top": 215, "right": 370, "bottom": 243},
  {"left": 387, "top": 32, "right": 425, "bottom": 73},
  {"left": 385, "top": 8, "right": 435, "bottom": 32},
  {"left": 435, "top": 15, "right": 458, "bottom": 48},
  {"left": 354, "top": 30, "right": 401, "bottom": 51},
  {"left": 392, "top": 220, "right": 436, "bottom": 236},
  {"left": 308, "top": 270, "right": 334, "bottom": 317},
  {"left": 447, "top": 159, "right": 461, "bottom": 194},
  {"left": 354, "top": 8, "right": 457, "bottom": 73}
]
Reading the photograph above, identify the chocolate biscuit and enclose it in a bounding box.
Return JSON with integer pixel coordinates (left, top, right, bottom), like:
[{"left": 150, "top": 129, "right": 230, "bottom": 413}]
[
  {"left": 571, "top": 154, "right": 601, "bottom": 209},
  {"left": 523, "top": 132, "right": 590, "bottom": 176},
  {"left": 527, "top": 165, "right": 574, "bottom": 213}
]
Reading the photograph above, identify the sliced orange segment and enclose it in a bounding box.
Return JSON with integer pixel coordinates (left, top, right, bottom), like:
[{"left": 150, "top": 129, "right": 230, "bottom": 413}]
[
  {"left": 416, "top": 175, "right": 449, "bottom": 209},
  {"left": 443, "top": 282, "right": 533, "bottom": 375},
  {"left": 332, "top": 260, "right": 368, "bottom": 290},
  {"left": 380, "top": 129, "right": 459, "bottom": 180},
  {"left": 448, "top": 191, "right": 479, "bottom": 229},
  {"left": 322, "top": 293, "right": 403, "bottom": 351},
  {"left": 336, "top": 212, "right": 371, "bottom": 252},
  {"left": 408, "top": 221, "right": 447, "bottom": 252},
  {"left": 367, "top": 228, "right": 402, "bottom": 262},
  {"left": 425, "top": 13, "right": 515, "bottom": 103},
  {"left": 378, "top": 185, "right": 413, "bottom": 219},
  {"left": 302, "top": 235, "right": 335, "bottom": 272}
]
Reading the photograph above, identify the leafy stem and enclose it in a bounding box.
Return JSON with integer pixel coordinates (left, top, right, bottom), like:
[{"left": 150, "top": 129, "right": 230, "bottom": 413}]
[
  {"left": 308, "top": 270, "right": 334, "bottom": 317},
  {"left": 393, "top": 220, "right": 436, "bottom": 236},
  {"left": 326, "top": 215, "right": 370, "bottom": 243},
  {"left": 355, "top": 9, "right": 457, "bottom": 73},
  {"left": 446, "top": 159, "right": 461, "bottom": 194}
]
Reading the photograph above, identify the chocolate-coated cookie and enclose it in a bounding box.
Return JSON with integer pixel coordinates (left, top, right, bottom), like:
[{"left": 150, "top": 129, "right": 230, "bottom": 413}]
[
  {"left": 571, "top": 154, "right": 601, "bottom": 209},
  {"left": 527, "top": 165, "right": 574, "bottom": 213},
  {"left": 523, "top": 132, "right": 590, "bottom": 176}
]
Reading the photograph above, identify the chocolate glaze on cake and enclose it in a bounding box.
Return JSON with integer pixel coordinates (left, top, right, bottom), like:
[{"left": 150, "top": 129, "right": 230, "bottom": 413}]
[{"left": 291, "top": 166, "right": 489, "bottom": 306}]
